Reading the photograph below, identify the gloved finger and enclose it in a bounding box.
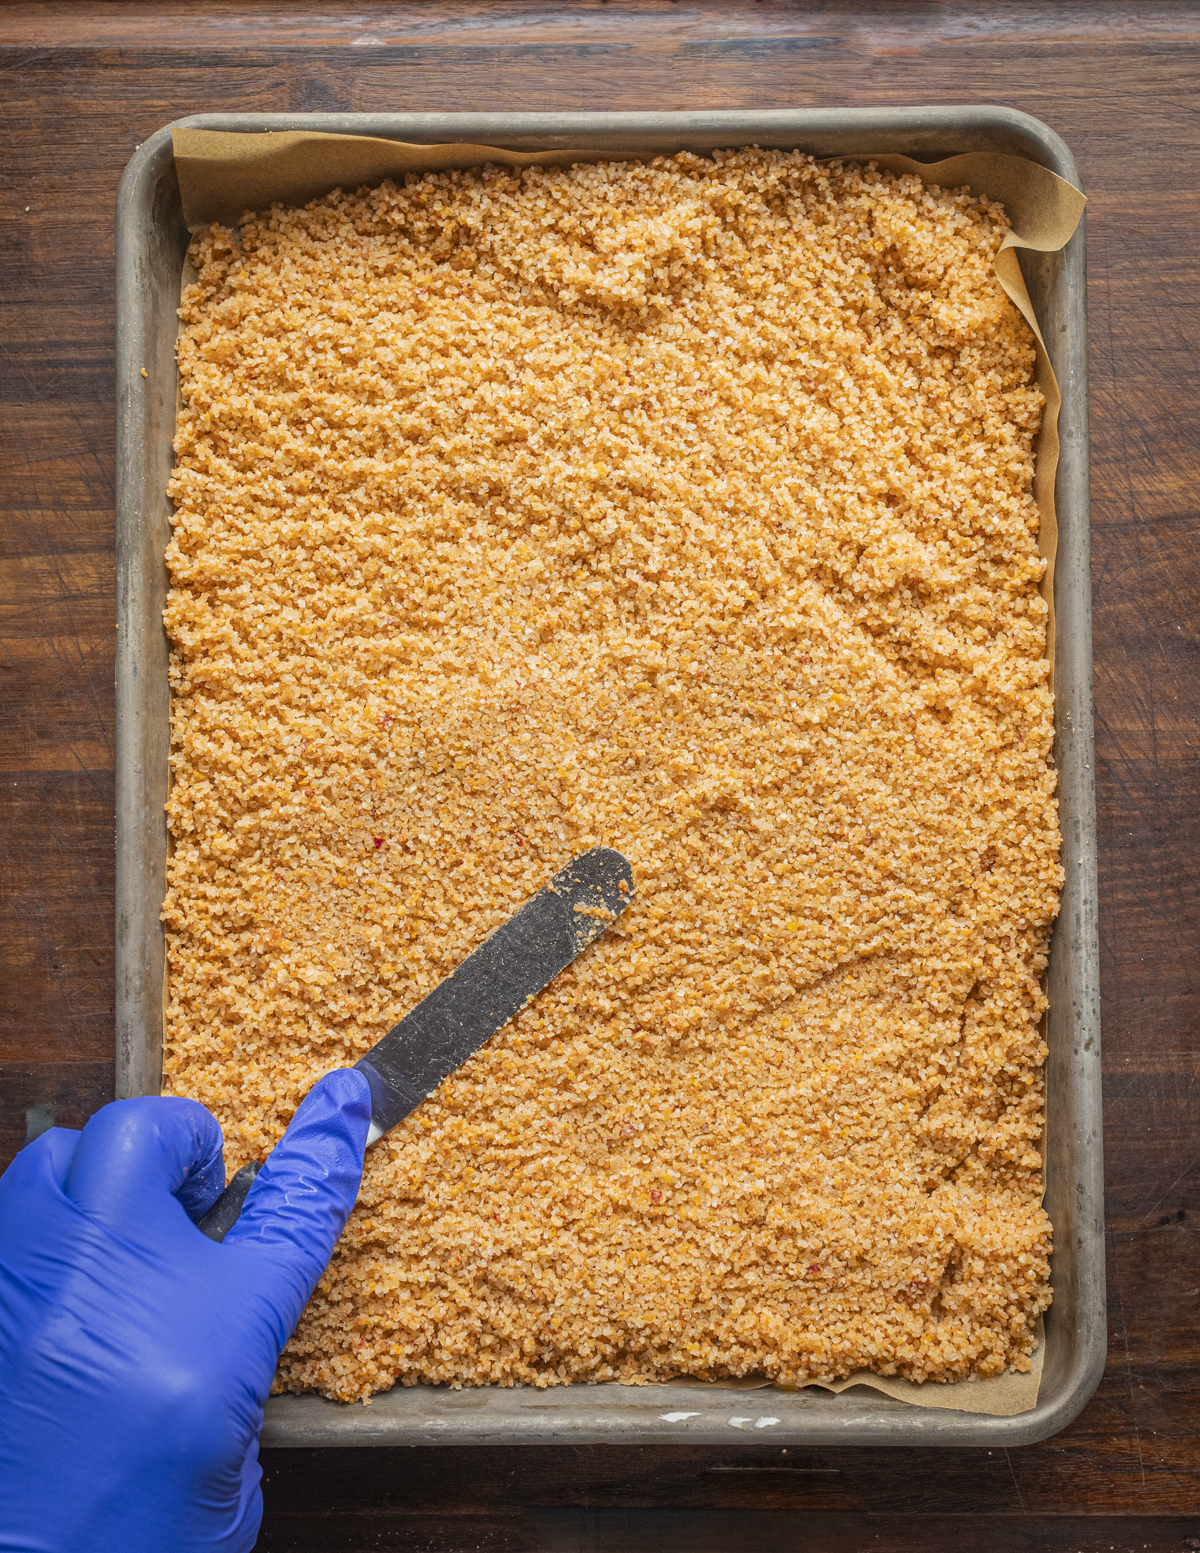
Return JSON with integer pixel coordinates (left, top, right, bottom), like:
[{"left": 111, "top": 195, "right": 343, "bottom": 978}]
[
  {"left": 174, "top": 1128, "right": 227, "bottom": 1223},
  {"left": 225, "top": 1068, "right": 370, "bottom": 1293},
  {"left": 64, "top": 1096, "right": 224, "bottom": 1231},
  {"left": 0, "top": 1125, "right": 80, "bottom": 1202}
]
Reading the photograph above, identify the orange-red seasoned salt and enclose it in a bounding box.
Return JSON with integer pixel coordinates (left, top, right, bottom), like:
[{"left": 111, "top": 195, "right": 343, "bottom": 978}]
[{"left": 164, "top": 150, "right": 1058, "bottom": 1402}]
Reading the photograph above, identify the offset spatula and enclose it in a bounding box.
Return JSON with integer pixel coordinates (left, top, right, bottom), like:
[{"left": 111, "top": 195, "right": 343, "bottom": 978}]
[{"left": 197, "top": 847, "right": 632, "bottom": 1241}]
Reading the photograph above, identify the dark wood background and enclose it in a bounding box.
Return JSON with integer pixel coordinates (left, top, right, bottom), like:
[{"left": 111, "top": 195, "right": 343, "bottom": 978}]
[{"left": 2, "top": 2, "right": 1197, "bottom": 1547}]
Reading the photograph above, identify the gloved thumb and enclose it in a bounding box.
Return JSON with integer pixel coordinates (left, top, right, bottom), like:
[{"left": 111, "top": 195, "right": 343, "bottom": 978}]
[
  {"left": 64, "top": 1096, "right": 224, "bottom": 1233},
  {"left": 223, "top": 1068, "right": 370, "bottom": 1300}
]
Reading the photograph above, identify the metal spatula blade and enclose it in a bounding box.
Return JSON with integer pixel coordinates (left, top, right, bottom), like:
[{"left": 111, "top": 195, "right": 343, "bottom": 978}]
[
  {"left": 197, "top": 847, "right": 632, "bottom": 1241},
  {"left": 355, "top": 845, "right": 632, "bottom": 1143}
]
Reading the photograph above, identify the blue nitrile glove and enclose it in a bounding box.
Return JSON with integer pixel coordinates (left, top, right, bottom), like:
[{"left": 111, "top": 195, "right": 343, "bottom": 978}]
[{"left": 0, "top": 1068, "right": 371, "bottom": 1553}]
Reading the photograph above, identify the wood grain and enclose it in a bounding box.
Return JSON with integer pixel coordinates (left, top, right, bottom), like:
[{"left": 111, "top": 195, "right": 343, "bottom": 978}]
[
  {"left": 254, "top": 1510, "right": 1200, "bottom": 1553},
  {"left": 2, "top": 2, "right": 1198, "bottom": 1546}
]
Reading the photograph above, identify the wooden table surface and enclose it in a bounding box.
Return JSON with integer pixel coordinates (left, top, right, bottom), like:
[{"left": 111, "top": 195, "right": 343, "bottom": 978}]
[{"left": 2, "top": 2, "right": 1197, "bottom": 1547}]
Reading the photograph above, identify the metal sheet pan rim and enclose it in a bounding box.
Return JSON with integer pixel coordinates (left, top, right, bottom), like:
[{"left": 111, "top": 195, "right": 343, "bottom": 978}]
[{"left": 114, "top": 106, "right": 1102, "bottom": 1447}]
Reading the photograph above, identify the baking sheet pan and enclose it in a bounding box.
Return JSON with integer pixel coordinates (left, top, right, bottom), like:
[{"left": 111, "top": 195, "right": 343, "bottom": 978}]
[{"left": 115, "top": 108, "right": 1102, "bottom": 1447}]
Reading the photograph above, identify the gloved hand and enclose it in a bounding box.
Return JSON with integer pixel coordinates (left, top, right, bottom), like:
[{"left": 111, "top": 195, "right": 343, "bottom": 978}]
[{"left": 0, "top": 1069, "right": 371, "bottom": 1553}]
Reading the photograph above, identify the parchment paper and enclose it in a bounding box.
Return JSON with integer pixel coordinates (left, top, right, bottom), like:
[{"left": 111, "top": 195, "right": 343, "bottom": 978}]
[
  {"left": 662, "top": 1314, "right": 1043, "bottom": 1414},
  {"left": 169, "top": 130, "right": 1083, "bottom": 1416}
]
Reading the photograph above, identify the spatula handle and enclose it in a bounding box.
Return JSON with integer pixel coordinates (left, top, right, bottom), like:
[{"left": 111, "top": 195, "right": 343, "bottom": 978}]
[{"left": 196, "top": 1159, "right": 263, "bottom": 1242}]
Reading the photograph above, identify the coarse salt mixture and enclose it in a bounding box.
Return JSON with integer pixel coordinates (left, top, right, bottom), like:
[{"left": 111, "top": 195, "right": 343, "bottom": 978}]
[{"left": 164, "top": 150, "right": 1060, "bottom": 1402}]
